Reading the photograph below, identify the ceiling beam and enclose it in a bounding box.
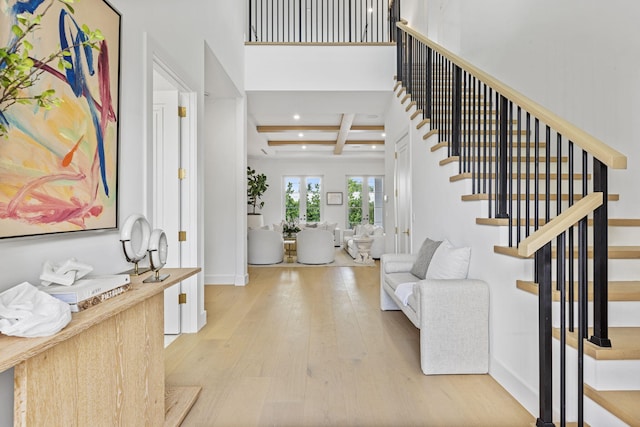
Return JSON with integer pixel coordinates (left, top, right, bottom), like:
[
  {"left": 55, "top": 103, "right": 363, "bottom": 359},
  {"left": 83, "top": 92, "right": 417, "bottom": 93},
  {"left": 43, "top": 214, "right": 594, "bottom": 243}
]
[
  {"left": 267, "top": 139, "right": 385, "bottom": 146},
  {"left": 257, "top": 125, "right": 384, "bottom": 133},
  {"left": 268, "top": 140, "right": 336, "bottom": 146},
  {"left": 334, "top": 113, "right": 355, "bottom": 155}
]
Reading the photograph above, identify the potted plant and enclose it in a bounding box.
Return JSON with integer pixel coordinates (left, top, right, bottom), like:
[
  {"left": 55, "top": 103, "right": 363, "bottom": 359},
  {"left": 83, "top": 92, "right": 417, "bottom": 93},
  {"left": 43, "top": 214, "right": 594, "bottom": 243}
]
[{"left": 247, "top": 166, "right": 268, "bottom": 228}]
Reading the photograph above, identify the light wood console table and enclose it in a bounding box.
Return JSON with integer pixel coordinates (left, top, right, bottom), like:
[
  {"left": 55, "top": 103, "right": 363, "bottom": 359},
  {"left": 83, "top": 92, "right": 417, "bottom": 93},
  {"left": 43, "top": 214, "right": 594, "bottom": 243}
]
[{"left": 0, "top": 267, "right": 201, "bottom": 426}]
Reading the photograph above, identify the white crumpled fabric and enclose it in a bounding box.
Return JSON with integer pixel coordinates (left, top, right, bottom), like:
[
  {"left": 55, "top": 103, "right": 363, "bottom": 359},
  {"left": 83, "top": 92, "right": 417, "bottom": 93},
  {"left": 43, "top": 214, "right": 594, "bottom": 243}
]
[{"left": 0, "top": 282, "right": 71, "bottom": 338}]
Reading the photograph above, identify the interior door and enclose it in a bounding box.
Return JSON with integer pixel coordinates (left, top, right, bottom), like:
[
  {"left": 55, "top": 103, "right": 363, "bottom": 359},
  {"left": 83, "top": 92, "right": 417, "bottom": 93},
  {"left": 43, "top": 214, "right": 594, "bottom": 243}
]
[
  {"left": 153, "top": 89, "right": 181, "bottom": 335},
  {"left": 395, "top": 133, "right": 411, "bottom": 254}
]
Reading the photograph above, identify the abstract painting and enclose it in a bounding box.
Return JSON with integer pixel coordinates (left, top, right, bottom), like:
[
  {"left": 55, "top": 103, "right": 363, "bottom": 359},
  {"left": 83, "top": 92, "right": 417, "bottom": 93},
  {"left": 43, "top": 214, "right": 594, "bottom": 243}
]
[{"left": 0, "top": 0, "right": 120, "bottom": 238}]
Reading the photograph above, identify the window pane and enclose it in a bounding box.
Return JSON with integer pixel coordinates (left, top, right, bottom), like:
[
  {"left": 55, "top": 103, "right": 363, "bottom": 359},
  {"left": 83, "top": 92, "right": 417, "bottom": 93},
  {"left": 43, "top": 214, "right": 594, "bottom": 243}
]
[
  {"left": 369, "top": 176, "right": 384, "bottom": 226},
  {"left": 305, "top": 177, "right": 321, "bottom": 222},
  {"left": 347, "top": 177, "right": 363, "bottom": 228},
  {"left": 284, "top": 177, "right": 300, "bottom": 222}
]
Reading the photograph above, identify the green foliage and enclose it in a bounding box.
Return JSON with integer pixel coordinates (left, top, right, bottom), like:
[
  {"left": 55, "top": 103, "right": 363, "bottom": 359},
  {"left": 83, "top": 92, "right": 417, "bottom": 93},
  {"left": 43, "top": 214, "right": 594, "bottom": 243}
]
[
  {"left": 0, "top": 0, "right": 104, "bottom": 136},
  {"left": 247, "top": 166, "right": 269, "bottom": 214},
  {"left": 347, "top": 178, "right": 363, "bottom": 227},
  {"left": 285, "top": 181, "right": 299, "bottom": 222},
  {"left": 306, "top": 182, "right": 320, "bottom": 222}
]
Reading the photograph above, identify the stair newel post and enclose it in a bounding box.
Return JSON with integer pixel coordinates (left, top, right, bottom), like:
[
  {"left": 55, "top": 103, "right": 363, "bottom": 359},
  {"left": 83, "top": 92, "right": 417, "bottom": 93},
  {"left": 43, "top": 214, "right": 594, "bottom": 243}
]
[
  {"left": 590, "top": 159, "right": 612, "bottom": 348},
  {"left": 496, "top": 94, "right": 509, "bottom": 219},
  {"left": 451, "top": 65, "right": 462, "bottom": 160},
  {"left": 536, "top": 241, "right": 555, "bottom": 427}
]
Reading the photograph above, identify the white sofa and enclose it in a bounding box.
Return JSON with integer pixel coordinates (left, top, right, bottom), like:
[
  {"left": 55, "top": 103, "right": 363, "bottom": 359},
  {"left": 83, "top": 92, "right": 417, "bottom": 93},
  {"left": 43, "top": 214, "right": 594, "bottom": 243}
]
[
  {"left": 247, "top": 229, "right": 284, "bottom": 265},
  {"left": 343, "top": 224, "right": 384, "bottom": 259},
  {"left": 296, "top": 229, "right": 335, "bottom": 264},
  {"left": 380, "top": 249, "right": 489, "bottom": 375}
]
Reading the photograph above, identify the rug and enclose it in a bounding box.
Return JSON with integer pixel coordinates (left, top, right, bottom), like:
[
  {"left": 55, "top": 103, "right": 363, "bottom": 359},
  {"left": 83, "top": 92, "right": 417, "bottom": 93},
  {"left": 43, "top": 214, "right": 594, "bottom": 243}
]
[{"left": 249, "top": 248, "right": 377, "bottom": 268}]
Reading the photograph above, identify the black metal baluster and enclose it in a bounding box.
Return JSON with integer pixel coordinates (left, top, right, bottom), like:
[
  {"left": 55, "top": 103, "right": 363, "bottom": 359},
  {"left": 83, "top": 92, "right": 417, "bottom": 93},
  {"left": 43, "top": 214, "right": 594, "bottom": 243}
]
[
  {"left": 525, "top": 113, "right": 531, "bottom": 238},
  {"left": 557, "top": 133, "right": 566, "bottom": 427},
  {"left": 516, "top": 106, "right": 522, "bottom": 244},
  {"left": 508, "top": 101, "right": 513, "bottom": 246},
  {"left": 545, "top": 126, "right": 551, "bottom": 225},
  {"left": 488, "top": 87, "right": 493, "bottom": 218},
  {"left": 568, "top": 141, "right": 575, "bottom": 332},
  {"left": 497, "top": 95, "right": 508, "bottom": 219},
  {"left": 536, "top": 241, "right": 554, "bottom": 427},
  {"left": 452, "top": 65, "right": 462, "bottom": 159}
]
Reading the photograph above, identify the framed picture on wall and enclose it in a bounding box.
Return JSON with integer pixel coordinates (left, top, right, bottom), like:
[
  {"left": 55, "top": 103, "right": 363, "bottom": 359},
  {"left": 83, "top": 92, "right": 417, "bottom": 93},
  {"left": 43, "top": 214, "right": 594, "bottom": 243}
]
[
  {"left": 326, "top": 192, "right": 343, "bottom": 205},
  {"left": 0, "top": 0, "right": 121, "bottom": 239}
]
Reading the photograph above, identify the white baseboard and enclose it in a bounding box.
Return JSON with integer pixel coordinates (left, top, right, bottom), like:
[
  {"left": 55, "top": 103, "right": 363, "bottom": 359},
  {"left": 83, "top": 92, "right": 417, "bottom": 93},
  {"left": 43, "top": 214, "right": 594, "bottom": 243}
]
[
  {"left": 489, "top": 356, "right": 538, "bottom": 418},
  {"left": 204, "top": 274, "right": 236, "bottom": 285}
]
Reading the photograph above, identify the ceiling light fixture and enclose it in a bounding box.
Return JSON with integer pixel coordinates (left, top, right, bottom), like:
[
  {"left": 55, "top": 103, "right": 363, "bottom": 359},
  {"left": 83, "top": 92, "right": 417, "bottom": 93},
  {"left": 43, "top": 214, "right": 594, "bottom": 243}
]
[
  {"left": 371, "top": 145, "right": 376, "bottom": 149},
  {"left": 293, "top": 114, "right": 300, "bottom": 120},
  {"left": 298, "top": 132, "right": 304, "bottom": 137},
  {"left": 381, "top": 132, "right": 386, "bottom": 137},
  {"left": 302, "top": 145, "right": 307, "bottom": 150}
]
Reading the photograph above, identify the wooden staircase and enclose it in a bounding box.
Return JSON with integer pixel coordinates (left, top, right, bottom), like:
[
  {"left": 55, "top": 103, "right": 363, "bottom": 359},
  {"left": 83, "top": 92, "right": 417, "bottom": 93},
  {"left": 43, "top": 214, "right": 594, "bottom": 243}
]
[{"left": 396, "top": 82, "right": 640, "bottom": 426}]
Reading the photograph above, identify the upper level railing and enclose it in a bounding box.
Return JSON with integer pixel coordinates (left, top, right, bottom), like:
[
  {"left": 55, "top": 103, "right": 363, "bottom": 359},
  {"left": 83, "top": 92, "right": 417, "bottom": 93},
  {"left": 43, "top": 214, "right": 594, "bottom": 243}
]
[
  {"left": 395, "top": 21, "right": 627, "bottom": 427},
  {"left": 247, "top": 0, "right": 392, "bottom": 43}
]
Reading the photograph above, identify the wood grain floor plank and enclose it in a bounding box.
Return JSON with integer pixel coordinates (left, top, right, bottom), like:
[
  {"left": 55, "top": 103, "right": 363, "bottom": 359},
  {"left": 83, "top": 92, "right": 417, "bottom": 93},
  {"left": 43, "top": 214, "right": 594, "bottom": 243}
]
[{"left": 166, "top": 264, "right": 534, "bottom": 426}]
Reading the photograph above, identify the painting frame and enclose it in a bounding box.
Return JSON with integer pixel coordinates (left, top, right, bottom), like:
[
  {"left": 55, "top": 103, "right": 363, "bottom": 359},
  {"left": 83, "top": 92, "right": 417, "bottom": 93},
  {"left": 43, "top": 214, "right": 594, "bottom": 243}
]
[
  {"left": 326, "top": 192, "right": 343, "bottom": 205},
  {"left": 0, "top": 0, "right": 122, "bottom": 239}
]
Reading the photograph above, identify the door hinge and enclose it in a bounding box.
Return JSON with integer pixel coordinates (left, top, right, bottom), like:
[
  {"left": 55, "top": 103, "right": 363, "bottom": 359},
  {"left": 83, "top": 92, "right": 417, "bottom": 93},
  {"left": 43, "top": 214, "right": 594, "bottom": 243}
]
[
  {"left": 178, "top": 168, "right": 186, "bottom": 180},
  {"left": 394, "top": 152, "right": 398, "bottom": 159},
  {"left": 178, "top": 293, "right": 187, "bottom": 304},
  {"left": 395, "top": 189, "right": 398, "bottom": 197},
  {"left": 178, "top": 106, "right": 187, "bottom": 118},
  {"left": 178, "top": 231, "right": 187, "bottom": 242},
  {"left": 395, "top": 227, "right": 398, "bottom": 234}
]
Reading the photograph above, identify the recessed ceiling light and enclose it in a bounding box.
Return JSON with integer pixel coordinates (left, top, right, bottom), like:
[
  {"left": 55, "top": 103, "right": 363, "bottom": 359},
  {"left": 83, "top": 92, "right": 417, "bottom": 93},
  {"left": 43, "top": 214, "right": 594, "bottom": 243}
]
[
  {"left": 298, "top": 132, "right": 304, "bottom": 137},
  {"left": 371, "top": 145, "right": 376, "bottom": 149},
  {"left": 293, "top": 114, "right": 300, "bottom": 120},
  {"left": 368, "top": 7, "right": 373, "bottom": 13},
  {"left": 302, "top": 145, "right": 307, "bottom": 150},
  {"left": 381, "top": 132, "right": 386, "bottom": 137}
]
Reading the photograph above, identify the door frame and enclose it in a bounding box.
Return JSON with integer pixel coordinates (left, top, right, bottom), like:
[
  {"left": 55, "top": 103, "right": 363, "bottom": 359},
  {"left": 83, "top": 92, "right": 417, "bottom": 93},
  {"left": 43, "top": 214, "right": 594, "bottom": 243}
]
[
  {"left": 143, "top": 33, "right": 203, "bottom": 333},
  {"left": 394, "top": 132, "right": 411, "bottom": 254}
]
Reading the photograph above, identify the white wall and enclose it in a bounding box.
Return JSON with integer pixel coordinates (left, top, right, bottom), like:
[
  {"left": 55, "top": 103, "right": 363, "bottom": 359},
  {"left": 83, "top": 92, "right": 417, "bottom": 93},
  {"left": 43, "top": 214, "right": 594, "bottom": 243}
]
[
  {"left": 248, "top": 157, "right": 385, "bottom": 231},
  {"left": 0, "top": 0, "right": 247, "bottom": 422},
  {"left": 429, "top": 0, "right": 640, "bottom": 218},
  {"left": 245, "top": 45, "right": 395, "bottom": 91}
]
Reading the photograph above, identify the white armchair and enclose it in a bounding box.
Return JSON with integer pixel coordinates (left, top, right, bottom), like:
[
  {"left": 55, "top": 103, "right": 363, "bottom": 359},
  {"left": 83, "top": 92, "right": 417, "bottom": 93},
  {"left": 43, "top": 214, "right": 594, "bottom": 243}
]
[
  {"left": 248, "top": 229, "right": 284, "bottom": 265},
  {"left": 296, "top": 229, "right": 335, "bottom": 264}
]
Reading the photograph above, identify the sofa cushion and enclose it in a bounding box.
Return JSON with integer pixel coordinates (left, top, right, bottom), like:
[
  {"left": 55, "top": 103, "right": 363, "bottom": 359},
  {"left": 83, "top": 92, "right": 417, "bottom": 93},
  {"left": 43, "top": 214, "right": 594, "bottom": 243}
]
[
  {"left": 426, "top": 240, "right": 471, "bottom": 279},
  {"left": 410, "top": 238, "right": 442, "bottom": 279},
  {"left": 384, "top": 272, "right": 420, "bottom": 291}
]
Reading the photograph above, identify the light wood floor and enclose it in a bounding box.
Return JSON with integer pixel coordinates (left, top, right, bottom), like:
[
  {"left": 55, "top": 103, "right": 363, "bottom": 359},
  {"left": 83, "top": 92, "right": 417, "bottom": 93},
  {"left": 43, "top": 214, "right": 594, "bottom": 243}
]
[{"left": 165, "top": 264, "right": 534, "bottom": 426}]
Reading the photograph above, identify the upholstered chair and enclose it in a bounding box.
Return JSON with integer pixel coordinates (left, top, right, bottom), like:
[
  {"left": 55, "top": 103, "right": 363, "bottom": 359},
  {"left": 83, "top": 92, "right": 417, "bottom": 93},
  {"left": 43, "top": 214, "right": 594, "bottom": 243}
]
[
  {"left": 295, "top": 229, "right": 335, "bottom": 264},
  {"left": 248, "top": 229, "right": 284, "bottom": 265}
]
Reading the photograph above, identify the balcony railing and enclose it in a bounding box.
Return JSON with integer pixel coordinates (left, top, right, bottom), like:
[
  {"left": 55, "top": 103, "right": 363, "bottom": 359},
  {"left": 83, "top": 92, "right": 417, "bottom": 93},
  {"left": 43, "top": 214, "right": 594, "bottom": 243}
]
[{"left": 248, "top": 0, "right": 392, "bottom": 43}]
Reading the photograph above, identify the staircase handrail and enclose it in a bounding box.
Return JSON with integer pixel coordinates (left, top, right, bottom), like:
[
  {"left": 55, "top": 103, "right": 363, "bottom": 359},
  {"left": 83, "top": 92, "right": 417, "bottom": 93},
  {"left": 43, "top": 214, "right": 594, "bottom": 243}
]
[
  {"left": 398, "top": 22, "right": 627, "bottom": 170},
  {"left": 517, "top": 192, "right": 603, "bottom": 257}
]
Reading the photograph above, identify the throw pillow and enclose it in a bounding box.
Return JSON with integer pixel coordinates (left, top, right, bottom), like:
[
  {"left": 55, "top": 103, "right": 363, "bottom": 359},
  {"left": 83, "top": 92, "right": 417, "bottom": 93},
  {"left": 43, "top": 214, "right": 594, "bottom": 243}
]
[
  {"left": 410, "top": 238, "right": 442, "bottom": 279},
  {"left": 306, "top": 223, "right": 317, "bottom": 228},
  {"left": 425, "top": 239, "right": 471, "bottom": 280}
]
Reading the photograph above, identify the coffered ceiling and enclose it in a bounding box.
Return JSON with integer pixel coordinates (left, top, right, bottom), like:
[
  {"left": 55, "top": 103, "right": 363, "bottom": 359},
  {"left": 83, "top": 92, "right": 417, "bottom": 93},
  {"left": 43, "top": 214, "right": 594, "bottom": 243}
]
[{"left": 247, "top": 90, "right": 393, "bottom": 159}]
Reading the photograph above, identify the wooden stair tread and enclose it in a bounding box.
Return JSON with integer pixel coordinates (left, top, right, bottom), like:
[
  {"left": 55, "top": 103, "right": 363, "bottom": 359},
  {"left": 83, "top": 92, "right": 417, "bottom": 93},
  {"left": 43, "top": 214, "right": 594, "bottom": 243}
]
[
  {"left": 553, "top": 327, "right": 640, "bottom": 360},
  {"left": 462, "top": 193, "right": 619, "bottom": 201},
  {"left": 451, "top": 172, "right": 590, "bottom": 182},
  {"left": 477, "top": 217, "right": 640, "bottom": 227},
  {"left": 516, "top": 280, "right": 640, "bottom": 302},
  {"left": 494, "top": 245, "right": 640, "bottom": 259},
  {"left": 441, "top": 155, "right": 567, "bottom": 165},
  {"left": 431, "top": 140, "right": 549, "bottom": 152},
  {"left": 584, "top": 384, "right": 640, "bottom": 427}
]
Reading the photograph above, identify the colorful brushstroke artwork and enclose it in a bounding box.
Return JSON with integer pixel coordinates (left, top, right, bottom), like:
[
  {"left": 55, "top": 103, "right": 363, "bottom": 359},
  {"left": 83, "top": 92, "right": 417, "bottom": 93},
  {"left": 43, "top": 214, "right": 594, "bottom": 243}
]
[{"left": 0, "top": 0, "right": 120, "bottom": 238}]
